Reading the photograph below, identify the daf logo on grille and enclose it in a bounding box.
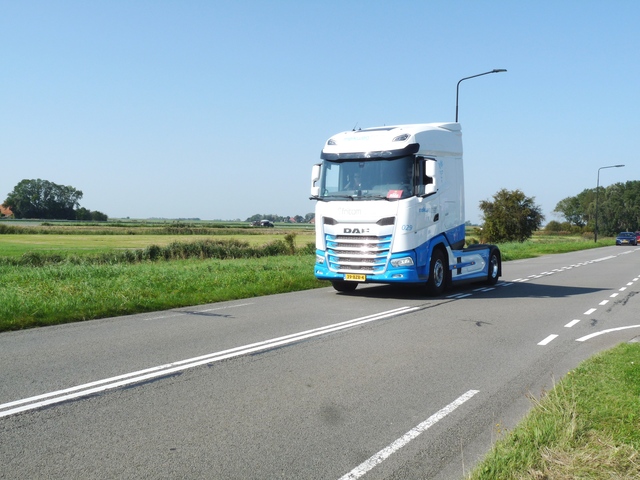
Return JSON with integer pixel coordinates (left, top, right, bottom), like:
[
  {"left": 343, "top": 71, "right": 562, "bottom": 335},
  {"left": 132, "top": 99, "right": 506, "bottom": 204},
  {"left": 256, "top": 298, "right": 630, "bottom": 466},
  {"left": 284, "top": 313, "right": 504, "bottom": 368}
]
[{"left": 344, "top": 228, "right": 369, "bottom": 234}]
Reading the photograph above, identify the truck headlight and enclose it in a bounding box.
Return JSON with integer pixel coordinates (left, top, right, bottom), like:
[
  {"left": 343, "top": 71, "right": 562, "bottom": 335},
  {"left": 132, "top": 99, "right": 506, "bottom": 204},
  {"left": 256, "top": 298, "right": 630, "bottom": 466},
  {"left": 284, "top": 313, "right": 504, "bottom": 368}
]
[
  {"left": 391, "top": 257, "right": 414, "bottom": 267},
  {"left": 316, "top": 254, "right": 326, "bottom": 264}
]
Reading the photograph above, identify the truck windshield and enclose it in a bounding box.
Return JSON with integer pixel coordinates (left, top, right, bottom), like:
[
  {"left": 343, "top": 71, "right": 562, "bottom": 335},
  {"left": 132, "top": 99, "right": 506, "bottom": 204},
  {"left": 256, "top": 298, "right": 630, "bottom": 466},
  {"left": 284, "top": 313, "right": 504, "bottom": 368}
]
[{"left": 319, "top": 156, "right": 414, "bottom": 200}]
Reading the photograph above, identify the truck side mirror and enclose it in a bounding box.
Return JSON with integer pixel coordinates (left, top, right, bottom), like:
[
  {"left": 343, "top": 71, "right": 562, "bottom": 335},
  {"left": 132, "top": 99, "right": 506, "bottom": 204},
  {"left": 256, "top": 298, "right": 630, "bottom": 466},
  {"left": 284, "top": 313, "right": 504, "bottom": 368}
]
[
  {"left": 417, "top": 157, "right": 437, "bottom": 196},
  {"left": 310, "top": 164, "right": 321, "bottom": 197}
]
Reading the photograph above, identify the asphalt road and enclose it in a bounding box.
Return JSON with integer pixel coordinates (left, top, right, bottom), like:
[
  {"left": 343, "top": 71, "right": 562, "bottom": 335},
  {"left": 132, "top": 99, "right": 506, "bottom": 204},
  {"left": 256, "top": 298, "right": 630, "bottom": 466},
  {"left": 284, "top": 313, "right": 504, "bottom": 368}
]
[{"left": 2, "top": 245, "right": 640, "bottom": 479}]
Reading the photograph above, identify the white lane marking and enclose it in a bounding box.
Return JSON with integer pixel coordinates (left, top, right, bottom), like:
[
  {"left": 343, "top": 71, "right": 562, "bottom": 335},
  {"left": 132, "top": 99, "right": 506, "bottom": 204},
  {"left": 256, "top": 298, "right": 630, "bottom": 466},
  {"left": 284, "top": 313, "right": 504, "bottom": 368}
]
[
  {"left": 576, "top": 325, "right": 640, "bottom": 342},
  {"left": 599, "top": 300, "right": 609, "bottom": 306},
  {"left": 620, "top": 287, "right": 627, "bottom": 292},
  {"left": 446, "top": 293, "right": 472, "bottom": 299},
  {"left": 610, "top": 293, "right": 619, "bottom": 298},
  {"left": 0, "top": 306, "right": 418, "bottom": 419},
  {"left": 565, "top": 320, "right": 580, "bottom": 328},
  {"left": 538, "top": 334, "right": 558, "bottom": 346},
  {"left": 584, "top": 308, "right": 597, "bottom": 315},
  {"left": 338, "top": 390, "right": 480, "bottom": 480}
]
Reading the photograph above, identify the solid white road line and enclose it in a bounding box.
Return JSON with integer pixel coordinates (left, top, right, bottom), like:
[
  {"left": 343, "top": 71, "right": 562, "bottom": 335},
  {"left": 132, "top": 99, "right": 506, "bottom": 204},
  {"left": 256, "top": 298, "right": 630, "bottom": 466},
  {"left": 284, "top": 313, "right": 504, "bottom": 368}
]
[
  {"left": 338, "top": 390, "right": 480, "bottom": 480},
  {"left": 1, "top": 306, "right": 418, "bottom": 419},
  {"left": 576, "top": 325, "right": 640, "bottom": 342}
]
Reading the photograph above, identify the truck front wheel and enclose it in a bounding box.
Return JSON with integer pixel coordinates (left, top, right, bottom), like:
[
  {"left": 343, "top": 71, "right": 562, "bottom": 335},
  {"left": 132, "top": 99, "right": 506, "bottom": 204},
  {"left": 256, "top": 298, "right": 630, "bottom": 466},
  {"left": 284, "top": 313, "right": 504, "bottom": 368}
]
[
  {"left": 426, "top": 249, "right": 448, "bottom": 296},
  {"left": 332, "top": 280, "right": 358, "bottom": 292}
]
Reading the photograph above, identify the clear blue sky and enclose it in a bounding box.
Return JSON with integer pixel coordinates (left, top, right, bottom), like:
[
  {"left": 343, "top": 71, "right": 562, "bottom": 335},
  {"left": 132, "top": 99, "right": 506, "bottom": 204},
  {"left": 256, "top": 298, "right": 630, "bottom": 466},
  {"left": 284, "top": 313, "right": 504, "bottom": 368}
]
[{"left": 2, "top": 1, "right": 638, "bottom": 223}]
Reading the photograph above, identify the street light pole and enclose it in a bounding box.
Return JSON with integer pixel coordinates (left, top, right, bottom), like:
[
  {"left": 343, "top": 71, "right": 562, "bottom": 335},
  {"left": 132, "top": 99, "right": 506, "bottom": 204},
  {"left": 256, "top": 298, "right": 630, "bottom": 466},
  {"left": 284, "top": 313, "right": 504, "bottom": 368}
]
[
  {"left": 455, "top": 69, "right": 507, "bottom": 122},
  {"left": 595, "top": 164, "right": 625, "bottom": 243}
]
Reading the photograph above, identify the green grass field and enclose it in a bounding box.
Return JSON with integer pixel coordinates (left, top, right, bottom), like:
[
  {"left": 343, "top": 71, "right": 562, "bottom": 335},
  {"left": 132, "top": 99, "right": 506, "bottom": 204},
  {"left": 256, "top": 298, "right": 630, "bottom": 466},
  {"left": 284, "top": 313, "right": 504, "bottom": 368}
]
[{"left": 0, "top": 232, "right": 316, "bottom": 257}]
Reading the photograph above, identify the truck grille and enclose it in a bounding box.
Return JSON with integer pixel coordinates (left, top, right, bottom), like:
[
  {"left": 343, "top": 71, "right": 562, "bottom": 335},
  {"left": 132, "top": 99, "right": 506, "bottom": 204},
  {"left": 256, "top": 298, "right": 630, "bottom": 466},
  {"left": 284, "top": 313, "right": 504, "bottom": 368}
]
[{"left": 325, "top": 233, "right": 392, "bottom": 273}]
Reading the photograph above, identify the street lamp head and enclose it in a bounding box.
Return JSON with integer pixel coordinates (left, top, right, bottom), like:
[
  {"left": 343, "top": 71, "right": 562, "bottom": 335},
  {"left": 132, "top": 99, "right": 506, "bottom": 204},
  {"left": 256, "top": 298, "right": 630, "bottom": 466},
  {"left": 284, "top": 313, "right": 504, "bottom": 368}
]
[{"left": 455, "top": 68, "right": 508, "bottom": 122}]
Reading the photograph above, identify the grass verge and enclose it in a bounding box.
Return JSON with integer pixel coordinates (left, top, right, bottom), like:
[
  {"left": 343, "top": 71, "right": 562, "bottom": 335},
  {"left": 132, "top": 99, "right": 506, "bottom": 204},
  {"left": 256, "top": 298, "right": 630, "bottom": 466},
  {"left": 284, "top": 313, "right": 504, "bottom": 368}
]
[
  {"left": 0, "top": 255, "right": 327, "bottom": 331},
  {"left": 468, "top": 343, "right": 640, "bottom": 479},
  {"left": 498, "top": 236, "right": 613, "bottom": 261}
]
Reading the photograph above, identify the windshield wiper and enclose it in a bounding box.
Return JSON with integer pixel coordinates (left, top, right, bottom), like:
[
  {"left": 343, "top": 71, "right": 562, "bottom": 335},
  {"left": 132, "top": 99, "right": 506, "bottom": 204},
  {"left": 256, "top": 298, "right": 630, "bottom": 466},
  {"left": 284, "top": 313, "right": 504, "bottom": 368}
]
[
  {"left": 319, "top": 195, "right": 355, "bottom": 201},
  {"left": 358, "top": 194, "right": 392, "bottom": 201}
]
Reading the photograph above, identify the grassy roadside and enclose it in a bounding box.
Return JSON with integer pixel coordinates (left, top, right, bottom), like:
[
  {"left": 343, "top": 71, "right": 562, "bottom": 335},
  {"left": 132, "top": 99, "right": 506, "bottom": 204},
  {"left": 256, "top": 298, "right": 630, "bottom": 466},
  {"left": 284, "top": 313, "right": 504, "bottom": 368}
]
[
  {"left": 0, "top": 255, "right": 326, "bottom": 331},
  {"left": 468, "top": 343, "right": 640, "bottom": 479}
]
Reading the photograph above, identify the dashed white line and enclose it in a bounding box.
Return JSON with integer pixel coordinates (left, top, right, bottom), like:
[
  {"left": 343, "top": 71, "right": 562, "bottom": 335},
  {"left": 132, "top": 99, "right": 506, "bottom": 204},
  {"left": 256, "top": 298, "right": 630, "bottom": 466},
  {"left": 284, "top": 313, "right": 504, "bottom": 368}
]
[
  {"left": 584, "top": 308, "right": 597, "bottom": 315},
  {"left": 599, "top": 300, "right": 609, "bottom": 306},
  {"left": 538, "top": 334, "right": 559, "bottom": 346},
  {"left": 565, "top": 320, "right": 580, "bottom": 328}
]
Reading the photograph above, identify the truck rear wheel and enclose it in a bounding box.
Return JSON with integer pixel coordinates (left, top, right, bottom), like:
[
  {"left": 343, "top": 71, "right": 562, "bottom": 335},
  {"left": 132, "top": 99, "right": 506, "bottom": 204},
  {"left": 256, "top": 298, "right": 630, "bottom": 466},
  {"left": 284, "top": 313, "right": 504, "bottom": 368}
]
[
  {"left": 426, "top": 249, "right": 448, "bottom": 296},
  {"left": 332, "top": 280, "right": 358, "bottom": 292}
]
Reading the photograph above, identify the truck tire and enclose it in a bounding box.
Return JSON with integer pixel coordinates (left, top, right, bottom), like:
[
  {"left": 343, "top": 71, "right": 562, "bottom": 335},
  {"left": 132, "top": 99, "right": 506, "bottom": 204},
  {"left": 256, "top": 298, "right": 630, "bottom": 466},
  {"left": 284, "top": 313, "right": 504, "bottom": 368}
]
[
  {"left": 332, "top": 280, "right": 358, "bottom": 292},
  {"left": 486, "top": 248, "right": 500, "bottom": 285},
  {"left": 426, "top": 249, "right": 447, "bottom": 296}
]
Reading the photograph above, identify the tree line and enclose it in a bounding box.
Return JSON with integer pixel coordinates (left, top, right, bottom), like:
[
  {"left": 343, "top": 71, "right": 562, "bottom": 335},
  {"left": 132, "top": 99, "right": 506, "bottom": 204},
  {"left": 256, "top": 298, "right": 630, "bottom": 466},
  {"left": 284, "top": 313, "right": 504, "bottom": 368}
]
[
  {"left": 2, "top": 179, "right": 108, "bottom": 221},
  {"left": 552, "top": 180, "right": 640, "bottom": 235},
  {"left": 246, "top": 213, "right": 315, "bottom": 223}
]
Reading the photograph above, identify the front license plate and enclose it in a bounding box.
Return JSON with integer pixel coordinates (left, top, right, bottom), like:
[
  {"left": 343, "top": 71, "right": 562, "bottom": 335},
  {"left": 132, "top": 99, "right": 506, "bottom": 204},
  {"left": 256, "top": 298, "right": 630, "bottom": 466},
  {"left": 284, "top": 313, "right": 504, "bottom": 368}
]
[{"left": 344, "top": 274, "right": 366, "bottom": 281}]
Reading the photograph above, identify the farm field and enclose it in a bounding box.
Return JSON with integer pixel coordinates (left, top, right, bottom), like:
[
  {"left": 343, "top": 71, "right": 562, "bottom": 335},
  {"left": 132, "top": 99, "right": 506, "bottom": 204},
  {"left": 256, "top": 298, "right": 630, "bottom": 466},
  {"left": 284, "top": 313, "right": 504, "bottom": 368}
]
[{"left": 0, "top": 232, "right": 316, "bottom": 258}]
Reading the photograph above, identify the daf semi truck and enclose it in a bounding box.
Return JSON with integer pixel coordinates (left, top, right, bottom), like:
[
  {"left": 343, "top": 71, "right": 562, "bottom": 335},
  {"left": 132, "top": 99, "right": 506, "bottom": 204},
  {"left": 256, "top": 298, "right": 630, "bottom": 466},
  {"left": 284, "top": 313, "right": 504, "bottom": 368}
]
[{"left": 310, "top": 122, "right": 501, "bottom": 295}]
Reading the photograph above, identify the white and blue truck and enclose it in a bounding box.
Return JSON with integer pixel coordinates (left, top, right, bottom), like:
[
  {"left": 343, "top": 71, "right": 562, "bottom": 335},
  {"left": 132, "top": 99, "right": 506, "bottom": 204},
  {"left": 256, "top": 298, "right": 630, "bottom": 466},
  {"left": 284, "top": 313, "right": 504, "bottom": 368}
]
[{"left": 310, "top": 122, "right": 501, "bottom": 295}]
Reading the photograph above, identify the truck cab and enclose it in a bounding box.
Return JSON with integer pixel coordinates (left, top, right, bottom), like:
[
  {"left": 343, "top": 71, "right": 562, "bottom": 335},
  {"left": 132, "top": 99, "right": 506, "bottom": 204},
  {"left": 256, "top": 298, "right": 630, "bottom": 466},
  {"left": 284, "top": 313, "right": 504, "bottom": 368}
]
[{"left": 310, "top": 122, "right": 501, "bottom": 295}]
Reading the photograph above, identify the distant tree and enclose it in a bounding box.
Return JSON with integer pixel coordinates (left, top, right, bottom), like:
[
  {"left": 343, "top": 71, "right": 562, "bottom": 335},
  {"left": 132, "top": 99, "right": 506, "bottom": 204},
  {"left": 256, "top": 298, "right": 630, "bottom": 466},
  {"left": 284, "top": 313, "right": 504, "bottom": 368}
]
[
  {"left": 4, "top": 179, "right": 83, "bottom": 219},
  {"left": 293, "top": 215, "right": 304, "bottom": 223},
  {"left": 304, "top": 212, "right": 315, "bottom": 223},
  {"left": 479, "top": 189, "right": 544, "bottom": 243},
  {"left": 76, "top": 207, "right": 108, "bottom": 221},
  {"left": 554, "top": 194, "right": 588, "bottom": 227},
  {"left": 76, "top": 207, "right": 92, "bottom": 221},
  {"left": 91, "top": 210, "right": 108, "bottom": 221}
]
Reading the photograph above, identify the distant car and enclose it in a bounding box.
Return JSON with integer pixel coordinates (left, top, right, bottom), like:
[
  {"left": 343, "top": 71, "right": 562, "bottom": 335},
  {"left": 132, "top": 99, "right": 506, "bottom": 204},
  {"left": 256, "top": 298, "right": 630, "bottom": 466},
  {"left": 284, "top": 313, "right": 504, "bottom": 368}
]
[
  {"left": 250, "top": 220, "right": 275, "bottom": 227},
  {"left": 636, "top": 231, "right": 640, "bottom": 243},
  {"left": 615, "top": 232, "right": 637, "bottom": 246}
]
